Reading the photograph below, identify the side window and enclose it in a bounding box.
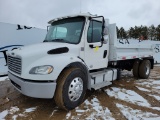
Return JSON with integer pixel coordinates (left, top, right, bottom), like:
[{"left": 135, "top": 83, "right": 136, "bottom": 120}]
[{"left": 87, "top": 20, "right": 102, "bottom": 43}]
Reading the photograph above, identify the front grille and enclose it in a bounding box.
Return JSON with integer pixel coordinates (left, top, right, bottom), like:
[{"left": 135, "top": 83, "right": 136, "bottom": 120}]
[{"left": 8, "top": 56, "right": 22, "bottom": 75}]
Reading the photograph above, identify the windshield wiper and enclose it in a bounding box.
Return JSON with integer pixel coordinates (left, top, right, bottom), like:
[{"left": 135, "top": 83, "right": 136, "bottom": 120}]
[
  {"left": 43, "top": 39, "right": 69, "bottom": 43},
  {"left": 43, "top": 40, "right": 49, "bottom": 42},
  {"left": 50, "top": 39, "right": 68, "bottom": 43}
]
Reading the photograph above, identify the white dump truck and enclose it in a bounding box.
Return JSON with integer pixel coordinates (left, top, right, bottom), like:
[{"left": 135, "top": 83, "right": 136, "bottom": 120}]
[{"left": 7, "top": 13, "right": 154, "bottom": 110}]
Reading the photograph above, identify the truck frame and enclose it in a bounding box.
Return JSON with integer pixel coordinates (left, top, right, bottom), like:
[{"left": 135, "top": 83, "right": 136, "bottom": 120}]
[{"left": 7, "top": 13, "right": 154, "bottom": 110}]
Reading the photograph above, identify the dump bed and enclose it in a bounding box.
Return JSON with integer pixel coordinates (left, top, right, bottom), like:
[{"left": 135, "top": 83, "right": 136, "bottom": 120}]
[{"left": 107, "top": 24, "right": 154, "bottom": 61}]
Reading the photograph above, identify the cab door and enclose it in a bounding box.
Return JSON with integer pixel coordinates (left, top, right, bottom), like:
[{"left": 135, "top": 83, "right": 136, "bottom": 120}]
[{"left": 84, "top": 18, "right": 109, "bottom": 70}]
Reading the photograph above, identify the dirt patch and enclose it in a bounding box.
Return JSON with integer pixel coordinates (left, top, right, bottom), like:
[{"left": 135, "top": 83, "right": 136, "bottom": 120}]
[{"left": 0, "top": 66, "right": 160, "bottom": 120}]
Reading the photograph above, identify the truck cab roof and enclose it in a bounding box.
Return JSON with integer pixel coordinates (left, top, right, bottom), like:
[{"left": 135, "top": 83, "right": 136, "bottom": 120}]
[{"left": 48, "top": 13, "right": 98, "bottom": 24}]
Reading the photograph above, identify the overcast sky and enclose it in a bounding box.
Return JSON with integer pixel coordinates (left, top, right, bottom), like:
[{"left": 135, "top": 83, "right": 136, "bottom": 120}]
[{"left": 0, "top": 0, "right": 160, "bottom": 29}]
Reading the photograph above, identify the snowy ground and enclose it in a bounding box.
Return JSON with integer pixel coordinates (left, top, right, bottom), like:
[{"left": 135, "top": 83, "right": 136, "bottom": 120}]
[
  {"left": 0, "top": 66, "right": 160, "bottom": 120},
  {"left": 0, "top": 76, "right": 8, "bottom": 82},
  {"left": 116, "top": 104, "right": 160, "bottom": 120},
  {"left": 0, "top": 106, "right": 37, "bottom": 120}
]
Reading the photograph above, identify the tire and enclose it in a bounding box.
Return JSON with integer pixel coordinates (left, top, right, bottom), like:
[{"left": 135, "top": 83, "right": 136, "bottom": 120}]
[
  {"left": 139, "top": 60, "right": 151, "bottom": 79},
  {"left": 132, "top": 60, "right": 140, "bottom": 78},
  {"left": 54, "top": 68, "right": 87, "bottom": 110}
]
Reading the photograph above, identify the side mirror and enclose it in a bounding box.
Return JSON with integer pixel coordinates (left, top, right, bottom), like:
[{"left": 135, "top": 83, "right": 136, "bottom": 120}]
[
  {"left": 103, "top": 27, "right": 108, "bottom": 35},
  {"left": 103, "top": 34, "right": 109, "bottom": 44}
]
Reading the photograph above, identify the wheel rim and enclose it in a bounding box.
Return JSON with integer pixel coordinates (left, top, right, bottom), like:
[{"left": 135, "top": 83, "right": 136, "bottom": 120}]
[
  {"left": 145, "top": 63, "right": 150, "bottom": 75},
  {"left": 68, "top": 77, "right": 83, "bottom": 102}
]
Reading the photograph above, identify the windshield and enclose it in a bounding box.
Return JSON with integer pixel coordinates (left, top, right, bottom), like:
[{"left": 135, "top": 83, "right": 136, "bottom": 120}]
[{"left": 44, "top": 17, "right": 85, "bottom": 44}]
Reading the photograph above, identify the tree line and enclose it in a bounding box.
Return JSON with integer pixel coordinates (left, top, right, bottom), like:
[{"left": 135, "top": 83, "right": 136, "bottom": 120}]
[{"left": 117, "top": 24, "right": 160, "bottom": 41}]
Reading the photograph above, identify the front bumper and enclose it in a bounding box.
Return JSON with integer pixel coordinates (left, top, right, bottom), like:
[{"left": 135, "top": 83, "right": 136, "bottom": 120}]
[{"left": 8, "top": 72, "right": 57, "bottom": 98}]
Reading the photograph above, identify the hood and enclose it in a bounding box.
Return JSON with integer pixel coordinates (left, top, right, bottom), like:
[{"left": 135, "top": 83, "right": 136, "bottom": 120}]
[{"left": 8, "top": 42, "right": 80, "bottom": 58}]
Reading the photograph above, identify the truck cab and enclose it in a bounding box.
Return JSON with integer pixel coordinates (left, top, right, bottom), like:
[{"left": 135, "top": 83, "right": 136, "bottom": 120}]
[{"left": 7, "top": 13, "right": 154, "bottom": 110}]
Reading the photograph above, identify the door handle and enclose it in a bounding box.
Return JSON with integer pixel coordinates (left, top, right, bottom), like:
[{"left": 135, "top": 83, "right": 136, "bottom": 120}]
[{"left": 103, "top": 50, "right": 107, "bottom": 58}]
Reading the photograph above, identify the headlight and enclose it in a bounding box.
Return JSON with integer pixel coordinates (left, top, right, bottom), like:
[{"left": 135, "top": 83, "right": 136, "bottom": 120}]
[{"left": 29, "top": 65, "right": 53, "bottom": 75}]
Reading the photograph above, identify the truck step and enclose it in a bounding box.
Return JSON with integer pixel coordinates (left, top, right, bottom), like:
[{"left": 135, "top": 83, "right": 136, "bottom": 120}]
[
  {"left": 90, "top": 70, "right": 107, "bottom": 77},
  {"left": 91, "top": 81, "right": 112, "bottom": 90}
]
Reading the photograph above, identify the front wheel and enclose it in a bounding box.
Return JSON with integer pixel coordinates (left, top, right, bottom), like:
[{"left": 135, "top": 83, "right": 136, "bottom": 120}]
[{"left": 54, "top": 68, "right": 87, "bottom": 110}]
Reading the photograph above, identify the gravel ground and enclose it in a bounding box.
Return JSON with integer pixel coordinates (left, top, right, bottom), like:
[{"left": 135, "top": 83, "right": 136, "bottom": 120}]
[{"left": 0, "top": 66, "right": 160, "bottom": 120}]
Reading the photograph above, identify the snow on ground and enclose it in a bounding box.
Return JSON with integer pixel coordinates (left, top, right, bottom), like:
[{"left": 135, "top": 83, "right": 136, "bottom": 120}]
[
  {"left": 153, "top": 86, "right": 160, "bottom": 90},
  {"left": 135, "top": 79, "right": 160, "bottom": 94},
  {"left": 0, "top": 76, "right": 8, "bottom": 82},
  {"left": 49, "top": 108, "right": 58, "bottom": 118},
  {"left": 66, "top": 97, "right": 115, "bottom": 120},
  {"left": 116, "top": 103, "right": 160, "bottom": 120},
  {"left": 0, "top": 106, "right": 19, "bottom": 120},
  {"left": 106, "top": 86, "right": 160, "bottom": 112},
  {"left": 105, "top": 87, "right": 151, "bottom": 107},
  {"left": 66, "top": 112, "right": 71, "bottom": 119},
  {"left": 136, "top": 86, "right": 151, "bottom": 92},
  {"left": 121, "top": 70, "right": 133, "bottom": 77},
  {"left": 149, "top": 94, "right": 160, "bottom": 101},
  {"left": 85, "top": 97, "right": 114, "bottom": 120},
  {"left": 54, "top": 76, "right": 160, "bottom": 120},
  {"left": 136, "top": 79, "right": 160, "bottom": 86},
  {"left": 0, "top": 110, "right": 8, "bottom": 120},
  {"left": 0, "top": 106, "right": 37, "bottom": 120},
  {"left": 24, "top": 107, "right": 37, "bottom": 113},
  {"left": 9, "top": 106, "right": 19, "bottom": 114}
]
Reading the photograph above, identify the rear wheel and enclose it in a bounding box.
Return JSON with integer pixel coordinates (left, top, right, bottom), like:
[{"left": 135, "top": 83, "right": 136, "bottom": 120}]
[
  {"left": 54, "top": 68, "right": 87, "bottom": 110},
  {"left": 139, "top": 60, "right": 151, "bottom": 79},
  {"left": 132, "top": 60, "right": 140, "bottom": 78}
]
